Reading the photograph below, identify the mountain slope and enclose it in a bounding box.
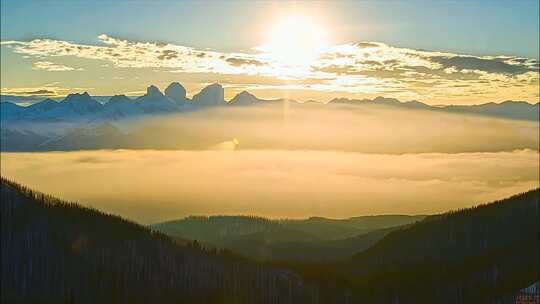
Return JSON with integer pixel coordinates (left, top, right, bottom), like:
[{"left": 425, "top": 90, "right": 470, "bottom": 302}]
[
  {"left": 282, "top": 215, "right": 426, "bottom": 240},
  {"left": 0, "top": 128, "right": 50, "bottom": 151},
  {"left": 192, "top": 83, "right": 225, "bottom": 106},
  {"left": 134, "top": 85, "right": 179, "bottom": 113},
  {"left": 152, "top": 215, "right": 425, "bottom": 261},
  {"left": 350, "top": 189, "right": 539, "bottom": 269},
  {"left": 0, "top": 178, "right": 317, "bottom": 304},
  {"left": 330, "top": 97, "right": 539, "bottom": 121},
  {"left": 36, "top": 122, "right": 127, "bottom": 150},
  {"left": 218, "top": 225, "right": 401, "bottom": 261},
  {"left": 152, "top": 215, "right": 424, "bottom": 242},
  {"left": 442, "top": 100, "right": 539, "bottom": 121},
  {"left": 285, "top": 189, "right": 539, "bottom": 303},
  {"left": 1, "top": 178, "right": 537, "bottom": 303}
]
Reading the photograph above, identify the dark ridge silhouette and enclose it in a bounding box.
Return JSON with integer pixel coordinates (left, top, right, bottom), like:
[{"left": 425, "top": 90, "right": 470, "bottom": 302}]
[
  {"left": 164, "top": 82, "right": 188, "bottom": 105},
  {"left": 279, "top": 189, "right": 539, "bottom": 303},
  {"left": 1, "top": 81, "right": 538, "bottom": 123},
  {"left": 0, "top": 177, "right": 318, "bottom": 304},
  {"left": 1, "top": 177, "right": 538, "bottom": 303},
  {"left": 152, "top": 215, "right": 425, "bottom": 261},
  {"left": 1, "top": 81, "right": 537, "bottom": 152}
]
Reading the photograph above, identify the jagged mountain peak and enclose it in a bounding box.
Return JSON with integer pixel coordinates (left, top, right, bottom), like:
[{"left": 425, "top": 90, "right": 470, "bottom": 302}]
[
  {"left": 1, "top": 82, "right": 538, "bottom": 124},
  {"left": 63, "top": 92, "right": 95, "bottom": 103},
  {"left": 373, "top": 96, "right": 400, "bottom": 104},
  {"left": 206, "top": 82, "right": 223, "bottom": 89},
  {"left": 164, "top": 82, "right": 187, "bottom": 103},
  {"left": 146, "top": 85, "right": 164, "bottom": 98},
  {"left": 229, "top": 90, "right": 260, "bottom": 105},
  {"left": 134, "top": 85, "right": 177, "bottom": 113},
  {"left": 236, "top": 90, "right": 254, "bottom": 97},
  {"left": 192, "top": 83, "right": 225, "bottom": 106},
  {"left": 28, "top": 98, "right": 60, "bottom": 111}
]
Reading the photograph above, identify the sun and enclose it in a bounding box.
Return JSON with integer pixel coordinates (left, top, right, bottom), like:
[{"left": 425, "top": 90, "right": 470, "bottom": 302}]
[{"left": 258, "top": 14, "right": 328, "bottom": 66}]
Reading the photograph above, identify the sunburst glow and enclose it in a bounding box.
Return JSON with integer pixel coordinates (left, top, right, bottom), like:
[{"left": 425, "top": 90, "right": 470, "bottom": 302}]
[{"left": 257, "top": 14, "right": 328, "bottom": 66}]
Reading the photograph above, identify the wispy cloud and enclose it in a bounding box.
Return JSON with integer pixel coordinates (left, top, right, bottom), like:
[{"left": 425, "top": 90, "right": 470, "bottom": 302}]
[
  {"left": 2, "top": 35, "right": 259, "bottom": 73},
  {"left": 32, "top": 61, "right": 85, "bottom": 72},
  {"left": 0, "top": 88, "right": 57, "bottom": 96},
  {"left": 0, "top": 83, "right": 92, "bottom": 97},
  {"left": 2, "top": 35, "right": 539, "bottom": 102},
  {"left": 311, "top": 42, "right": 539, "bottom": 98}
]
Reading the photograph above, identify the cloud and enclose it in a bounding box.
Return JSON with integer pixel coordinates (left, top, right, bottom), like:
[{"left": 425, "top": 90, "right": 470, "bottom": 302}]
[
  {"left": 428, "top": 55, "right": 534, "bottom": 75},
  {"left": 2, "top": 35, "right": 539, "bottom": 103},
  {"left": 157, "top": 50, "right": 179, "bottom": 60},
  {"left": 1, "top": 149, "right": 538, "bottom": 224},
  {"left": 0, "top": 89, "right": 54, "bottom": 97},
  {"left": 0, "top": 83, "right": 94, "bottom": 97},
  {"left": 1, "top": 104, "right": 537, "bottom": 223},
  {"left": 1, "top": 87, "right": 61, "bottom": 96},
  {"left": 1, "top": 35, "right": 257, "bottom": 74},
  {"left": 311, "top": 42, "right": 539, "bottom": 101},
  {"left": 94, "top": 102, "right": 538, "bottom": 154},
  {"left": 225, "top": 57, "right": 266, "bottom": 67},
  {"left": 32, "top": 61, "right": 85, "bottom": 72},
  {"left": 356, "top": 42, "right": 382, "bottom": 48}
]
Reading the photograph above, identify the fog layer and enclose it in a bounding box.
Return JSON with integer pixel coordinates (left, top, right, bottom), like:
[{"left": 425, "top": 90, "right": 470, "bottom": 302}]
[
  {"left": 117, "top": 103, "right": 539, "bottom": 153},
  {"left": 1, "top": 149, "right": 537, "bottom": 224}
]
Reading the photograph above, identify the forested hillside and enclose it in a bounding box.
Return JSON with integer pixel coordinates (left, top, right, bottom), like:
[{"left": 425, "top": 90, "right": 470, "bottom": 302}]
[
  {"left": 284, "top": 189, "right": 540, "bottom": 303},
  {"left": 152, "top": 215, "right": 424, "bottom": 261},
  {"left": 0, "top": 178, "right": 318, "bottom": 304},
  {"left": 2, "top": 177, "right": 537, "bottom": 303}
]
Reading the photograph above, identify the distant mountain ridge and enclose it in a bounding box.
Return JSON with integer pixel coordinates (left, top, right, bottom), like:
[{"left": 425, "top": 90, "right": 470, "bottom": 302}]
[
  {"left": 2, "top": 82, "right": 539, "bottom": 123},
  {"left": 0, "top": 83, "right": 267, "bottom": 123},
  {"left": 152, "top": 215, "right": 426, "bottom": 261},
  {"left": 153, "top": 214, "right": 426, "bottom": 242},
  {"left": 1, "top": 81, "right": 538, "bottom": 151}
]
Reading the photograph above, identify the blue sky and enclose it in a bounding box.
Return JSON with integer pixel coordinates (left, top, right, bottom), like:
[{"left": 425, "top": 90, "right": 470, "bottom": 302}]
[
  {"left": 1, "top": 0, "right": 539, "bottom": 104},
  {"left": 2, "top": 0, "right": 538, "bottom": 57}
]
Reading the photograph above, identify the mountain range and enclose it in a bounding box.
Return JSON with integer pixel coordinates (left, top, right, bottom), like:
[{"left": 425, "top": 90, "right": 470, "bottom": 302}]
[
  {"left": 1, "top": 82, "right": 265, "bottom": 123},
  {"left": 2, "top": 82, "right": 539, "bottom": 123}
]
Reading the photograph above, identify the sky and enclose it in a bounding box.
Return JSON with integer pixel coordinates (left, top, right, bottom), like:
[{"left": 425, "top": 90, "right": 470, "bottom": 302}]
[{"left": 1, "top": 0, "right": 539, "bottom": 104}]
